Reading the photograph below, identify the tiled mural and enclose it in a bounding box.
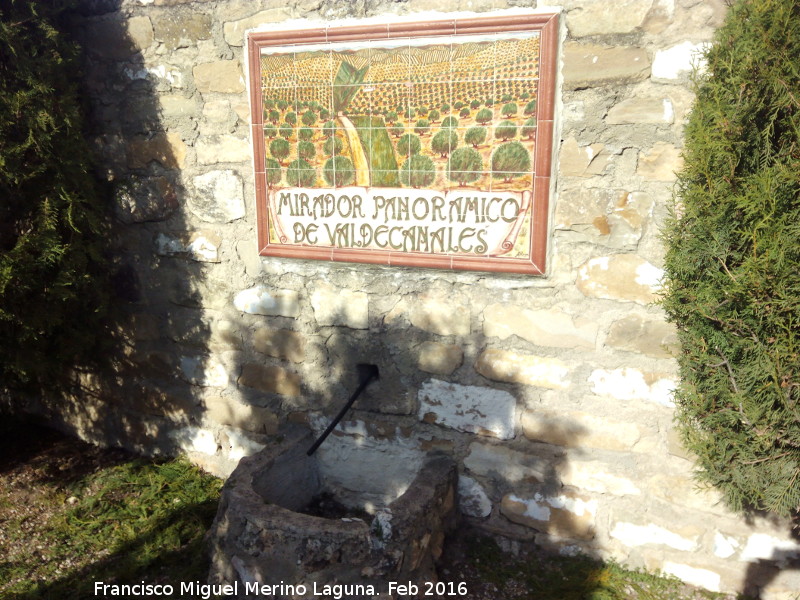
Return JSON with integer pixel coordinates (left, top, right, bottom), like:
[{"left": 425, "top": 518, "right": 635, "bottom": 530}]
[{"left": 248, "top": 15, "right": 558, "bottom": 273}]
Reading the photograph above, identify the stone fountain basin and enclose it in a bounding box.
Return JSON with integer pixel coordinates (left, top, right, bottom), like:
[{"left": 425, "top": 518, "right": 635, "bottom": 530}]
[{"left": 207, "top": 426, "right": 457, "bottom": 597}]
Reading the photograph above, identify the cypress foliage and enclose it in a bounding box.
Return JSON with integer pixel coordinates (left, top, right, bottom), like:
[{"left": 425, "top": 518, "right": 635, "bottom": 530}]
[
  {"left": 0, "top": 1, "right": 110, "bottom": 387},
  {"left": 662, "top": 0, "right": 800, "bottom": 516}
]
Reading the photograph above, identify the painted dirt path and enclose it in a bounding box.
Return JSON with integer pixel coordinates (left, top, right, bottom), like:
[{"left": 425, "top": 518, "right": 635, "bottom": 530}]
[{"left": 338, "top": 114, "right": 371, "bottom": 186}]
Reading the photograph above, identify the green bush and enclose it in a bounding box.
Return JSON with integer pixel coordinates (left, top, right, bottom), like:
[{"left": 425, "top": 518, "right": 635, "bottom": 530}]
[
  {"left": 662, "top": 0, "right": 800, "bottom": 516},
  {"left": 0, "top": 1, "right": 110, "bottom": 387},
  {"left": 286, "top": 158, "right": 316, "bottom": 187},
  {"left": 323, "top": 156, "right": 355, "bottom": 187},
  {"left": 399, "top": 155, "right": 435, "bottom": 189},
  {"left": 447, "top": 147, "right": 483, "bottom": 186},
  {"left": 430, "top": 129, "right": 458, "bottom": 158}
]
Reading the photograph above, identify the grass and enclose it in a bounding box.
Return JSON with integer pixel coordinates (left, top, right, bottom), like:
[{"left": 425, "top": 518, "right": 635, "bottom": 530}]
[
  {"left": 350, "top": 115, "right": 400, "bottom": 186},
  {"left": 0, "top": 419, "right": 222, "bottom": 600}
]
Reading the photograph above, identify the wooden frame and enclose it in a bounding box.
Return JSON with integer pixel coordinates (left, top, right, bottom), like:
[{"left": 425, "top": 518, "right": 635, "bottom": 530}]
[{"left": 247, "top": 12, "right": 559, "bottom": 274}]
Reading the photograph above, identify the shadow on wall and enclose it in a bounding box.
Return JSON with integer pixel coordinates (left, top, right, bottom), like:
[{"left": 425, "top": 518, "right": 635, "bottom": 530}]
[
  {"left": 26, "top": 0, "right": 215, "bottom": 460},
  {"left": 741, "top": 511, "right": 800, "bottom": 599}
]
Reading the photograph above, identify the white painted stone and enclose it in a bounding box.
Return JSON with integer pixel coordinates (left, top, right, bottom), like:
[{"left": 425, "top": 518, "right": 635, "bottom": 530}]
[
  {"left": 310, "top": 282, "right": 369, "bottom": 329},
  {"left": 418, "top": 379, "right": 516, "bottom": 439},
  {"left": 156, "top": 232, "right": 220, "bottom": 262},
  {"left": 168, "top": 426, "right": 217, "bottom": 456},
  {"left": 190, "top": 170, "right": 245, "bottom": 222},
  {"left": 233, "top": 286, "right": 300, "bottom": 317},
  {"left": 576, "top": 255, "right": 663, "bottom": 304},
  {"left": 740, "top": 533, "right": 800, "bottom": 564},
  {"left": 713, "top": 532, "right": 739, "bottom": 559},
  {"left": 464, "top": 443, "right": 548, "bottom": 483},
  {"left": 662, "top": 562, "right": 721, "bottom": 592},
  {"left": 458, "top": 476, "right": 492, "bottom": 518},
  {"left": 588, "top": 368, "right": 676, "bottom": 407},
  {"left": 560, "top": 460, "right": 641, "bottom": 495},
  {"left": 506, "top": 494, "right": 551, "bottom": 521},
  {"left": 610, "top": 522, "right": 699, "bottom": 551},
  {"left": 224, "top": 429, "right": 266, "bottom": 462},
  {"left": 652, "top": 41, "right": 709, "bottom": 81}
]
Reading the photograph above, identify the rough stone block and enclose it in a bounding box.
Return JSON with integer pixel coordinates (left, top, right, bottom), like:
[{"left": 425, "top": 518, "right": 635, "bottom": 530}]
[
  {"left": 418, "top": 379, "right": 516, "bottom": 439},
  {"left": 179, "top": 355, "right": 229, "bottom": 388},
  {"left": 464, "top": 442, "right": 548, "bottom": 484},
  {"left": 193, "top": 60, "right": 245, "bottom": 94},
  {"left": 576, "top": 255, "right": 662, "bottom": 304},
  {"left": 610, "top": 521, "right": 700, "bottom": 551},
  {"left": 501, "top": 491, "right": 597, "bottom": 540},
  {"left": 458, "top": 476, "right": 492, "bottom": 518},
  {"left": 153, "top": 13, "right": 212, "bottom": 48},
  {"left": 662, "top": 562, "right": 721, "bottom": 592},
  {"left": 417, "top": 342, "right": 463, "bottom": 375},
  {"left": 233, "top": 286, "right": 300, "bottom": 317},
  {"left": 647, "top": 473, "right": 727, "bottom": 514},
  {"left": 113, "top": 176, "right": 178, "bottom": 224},
  {"left": 559, "top": 460, "right": 641, "bottom": 495},
  {"left": 740, "top": 533, "right": 800, "bottom": 564},
  {"left": 475, "top": 348, "right": 570, "bottom": 389},
  {"left": 559, "top": 137, "right": 610, "bottom": 177},
  {"left": 605, "top": 314, "right": 678, "bottom": 358},
  {"left": 556, "top": 189, "right": 653, "bottom": 248},
  {"left": 311, "top": 283, "right": 369, "bottom": 329},
  {"left": 159, "top": 94, "right": 196, "bottom": 118},
  {"left": 253, "top": 328, "right": 306, "bottom": 363},
  {"left": 223, "top": 9, "right": 291, "bottom": 46},
  {"left": 190, "top": 170, "right": 245, "bottom": 222},
  {"left": 588, "top": 367, "right": 676, "bottom": 406},
  {"left": 563, "top": 43, "right": 650, "bottom": 89},
  {"left": 126, "top": 132, "right": 186, "bottom": 169},
  {"left": 155, "top": 231, "right": 221, "bottom": 262},
  {"left": 168, "top": 426, "right": 217, "bottom": 456},
  {"left": 206, "top": 396, "right": 278, "bottom": 434},
  {"left": 409, "top": 295, "right": 470, "bottom": 336},
  {"left": 607, "top": 97, "right": 674, "bottom": 124},
  {"left": 238, "top": 364, "right": 301, "bottom": 397},
  {"left": 637, "top": 142, "right": 684, "bottom": 181},
  {"left": 521, "top": 410, "right": 641, "bottom": 451},
  {"left": 483, "top": 304, "right": 597, "bottom": 349},
  {"left": 566, "top": 0, "right": 653, "bottom": 37},
  {"left": 196, "top": 135, "right": 251, "bottom": 165},
  {"left": 85, "top": 14, "right": 153, "bottom": 59}
]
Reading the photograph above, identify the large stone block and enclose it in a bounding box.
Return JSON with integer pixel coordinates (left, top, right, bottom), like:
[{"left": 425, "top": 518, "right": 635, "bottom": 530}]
[
  {"left": 84, "top": 15, "right": 153, "bottom": 59},
  {"left": 223, "top": 9, "right": 291, "bottom": 46},
  {"left": 483, "top": 304, "right": 597, "bottom": 349},
  {"left": 556, "top": 189, "right": 654, "bottom": 248},
  {"left": 153, "top": 13, "right": 212, "bottom": 48},
  {"left": 588, "top": 367, "right": 676, "bottom": 406},
  {"left": 205, "top": 396, "right": 278, "bottom": 434},
  {"left": 458, "top": 476, "right": 492, "bottom": 518},
  {"left": 311, "top": 283, "right": 369, "bottom": 329},
  {"left": 190, "top": 170, "right": 245, "bottom": 222},
  {"left": 563, "top": 43, "right": 651, "bottom": 89},
  {"left": 253, "top": 328, "right": 306, "bottom": 363},
  {"left": 113, "top": 176, "right": 178, "bottom": 224},
  {"left": 417, "top": 342, "right": 463, "bottom": 375},
  {"left": 605, "top": 314, "right": 678, "bottom": 358},
  {"left": 521, "top": 410, "right": 642, "bottom": 451},
  {"left": 464, "top": 442, "right": 548, "bottom": 484},
  {"left": 126, "top": 132, "right": 186, "bottom": 169},
  {"left": 566, "top": 0, "right": 653, "bottom": 37},
  {"left": 501, "top": 490, "right": 597, "bottom": 540},
  {"left": 576, "top": 255, "right": 662, "bottom": 304},
  {"left": 637, "top": 142, "right": 684, "bottom": 181},
  {"left": 233, "top": 286, "right": 300, "bottom": 317},
  {"left": 559, "top": 137, "right": 611, "bottom": 177},
  {"left": 652, "top": 41, "right": 709, "bottom": 81},
  {"left": 606, "top": 97, "right": 674, "bottom": 124},
  {"left": 193, "top": 61, "right": 245, "bottom": 94},
  {"left": 179, "top": 355, "right": 229, "bottom": 388},
  {"left": 196, "top": 135, "right": 251, "bottom": 165},
  {"left": 409, "top": 295, "right": 470, "bottom": 336},
  {"left": 475, "top": 349, "right": 570, "bottom": 389},
  {"left": 238, "top": 364, "right": 301, "bottom": 397},
  {"left": 559, "top": 460, "right": 641, "bottom": 495},
  {"left": 159, "top": 94, "right": 196, "bottom": 118},
  {"left": 418, "top": 379, "right": 516, "bottom": 440}
]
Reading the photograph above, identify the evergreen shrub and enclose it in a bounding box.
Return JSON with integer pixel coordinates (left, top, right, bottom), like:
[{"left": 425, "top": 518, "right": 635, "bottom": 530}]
[
  {"left": 662, "top": 0, "right": 800, "bottom": 516},
  {"left": 0, "top": 1, "right": 110, "bottom": 387}
]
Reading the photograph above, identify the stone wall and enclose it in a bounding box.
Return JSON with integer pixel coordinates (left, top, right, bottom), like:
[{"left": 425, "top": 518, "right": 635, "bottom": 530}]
[{"left": 19, "top": 0, "right": 800, "bottom": 597}]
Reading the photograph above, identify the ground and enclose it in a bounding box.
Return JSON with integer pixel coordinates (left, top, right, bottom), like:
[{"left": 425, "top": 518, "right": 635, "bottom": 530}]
[{"left": 0, "top": 416, "right": 742, "bottom": 600}]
